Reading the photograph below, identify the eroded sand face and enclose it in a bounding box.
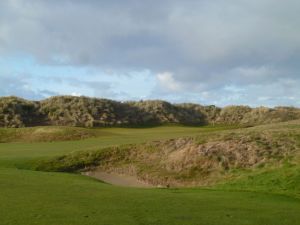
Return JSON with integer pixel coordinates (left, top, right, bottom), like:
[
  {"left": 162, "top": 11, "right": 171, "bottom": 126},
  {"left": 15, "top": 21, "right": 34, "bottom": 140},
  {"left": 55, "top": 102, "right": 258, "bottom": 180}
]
[{"left": 83, "top": 170, "right": 153, "bottom": 188}]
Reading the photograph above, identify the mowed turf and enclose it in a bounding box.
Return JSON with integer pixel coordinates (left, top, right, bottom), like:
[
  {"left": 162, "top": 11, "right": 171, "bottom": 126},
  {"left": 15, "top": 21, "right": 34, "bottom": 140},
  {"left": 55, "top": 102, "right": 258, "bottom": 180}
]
[
  {"left": 1, "top": 168, "right": 300, "bottom": 225},
  {"left": 0, "top": 125, "right": 300, "bottom": 225}
]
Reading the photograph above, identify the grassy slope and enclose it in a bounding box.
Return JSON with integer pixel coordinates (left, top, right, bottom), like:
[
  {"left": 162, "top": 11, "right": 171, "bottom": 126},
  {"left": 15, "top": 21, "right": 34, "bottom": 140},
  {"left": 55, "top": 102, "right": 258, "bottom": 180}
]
[
  {"left": 214, "top": 122, "right": 300, "bottom": 197},
  {"left": 0, "top": 124, "right": 237, "bottom": 143},
  {"left": 30, "top": 121, "right": 300, "bottom": 196},
  {"left": 216, "top": 164, "right": 300, "bottom": 197},
  {"left": 0, "top": 126, "right": 107, "bottom": 143},
  {"left": 0, "top": 125, "right": 237, "bottom": 167},
  {"left": 0, "top": 124, "right": 300, "bottom": 225}
]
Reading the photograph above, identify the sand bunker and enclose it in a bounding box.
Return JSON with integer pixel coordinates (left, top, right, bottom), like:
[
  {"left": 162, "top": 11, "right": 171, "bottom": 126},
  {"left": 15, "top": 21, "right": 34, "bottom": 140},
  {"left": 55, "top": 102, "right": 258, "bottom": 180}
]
[{"left": 83, "top": 170, "right": 153, "bottom": 188}]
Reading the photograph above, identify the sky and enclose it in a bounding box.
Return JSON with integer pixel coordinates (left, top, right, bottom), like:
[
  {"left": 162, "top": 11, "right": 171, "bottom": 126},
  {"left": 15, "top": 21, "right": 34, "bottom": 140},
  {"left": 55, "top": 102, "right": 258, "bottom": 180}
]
[{"left": 0, "top": 0, "right": 300, "bottom": 107}]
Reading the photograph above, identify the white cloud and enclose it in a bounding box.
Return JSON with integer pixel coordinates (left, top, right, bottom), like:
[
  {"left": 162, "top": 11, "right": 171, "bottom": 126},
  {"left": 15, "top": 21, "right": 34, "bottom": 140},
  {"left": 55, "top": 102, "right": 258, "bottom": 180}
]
[
  {"left": 70, "top": 92, "right": 82, "bottom": 97},
  {"left": 156, "top": 72, "right": 182, "bottom": 92},
  {"left": 0, "top": 0, "right": 300, "bottom": 106}
]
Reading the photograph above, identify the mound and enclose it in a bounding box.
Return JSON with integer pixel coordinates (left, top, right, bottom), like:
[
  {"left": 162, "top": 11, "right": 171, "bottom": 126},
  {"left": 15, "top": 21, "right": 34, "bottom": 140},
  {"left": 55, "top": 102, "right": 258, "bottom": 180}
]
[
  {"left": 1, "top": 96, "right": 300, "bottom": 128},
  {"left": 33, "top": 120, "right": 300, "bottom": 194},
  {"left": 0, "top": 126, "right": 103, "bottom": 143}
]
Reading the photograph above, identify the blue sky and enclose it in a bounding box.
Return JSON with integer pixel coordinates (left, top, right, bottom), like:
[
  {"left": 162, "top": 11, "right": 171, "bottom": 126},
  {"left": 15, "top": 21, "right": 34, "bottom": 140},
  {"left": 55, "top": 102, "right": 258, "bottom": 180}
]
[
  {"left": 0, "top": 55, "right": 156, "bottom": 100},
  {"left": 0, "top": 0, "right": 300, "bottom": 107}
]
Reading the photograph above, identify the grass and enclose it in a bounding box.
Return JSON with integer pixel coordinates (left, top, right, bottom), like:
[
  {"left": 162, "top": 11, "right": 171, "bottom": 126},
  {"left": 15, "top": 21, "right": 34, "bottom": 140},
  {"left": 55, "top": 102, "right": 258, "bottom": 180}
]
[
  {"left": 0, "top": 125, "right": 238, "bottom": 167},
  {"left": 216, "top": 164, "right": 300, "bottom": 197},
  {"left": 0, "top": 124, "right": 239, "bottom": 143},
  {"left": 1, "top": 168, "right": 300, "bottom": 225},
  {"left": 29, "top": 121, "right": 300, "bottom": 190},
  {"left": 0, "top": 126, "right": 107, "bottom": 143},
  {"left": 0, "top": 124, "right": 300, "bottom": 225}
]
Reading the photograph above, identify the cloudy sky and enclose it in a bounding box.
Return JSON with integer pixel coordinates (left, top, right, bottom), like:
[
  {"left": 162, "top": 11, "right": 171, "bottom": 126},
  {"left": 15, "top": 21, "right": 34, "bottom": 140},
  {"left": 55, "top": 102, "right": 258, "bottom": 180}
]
[{"left": 0, "top": 0, "right": 299, "bottom": 106}]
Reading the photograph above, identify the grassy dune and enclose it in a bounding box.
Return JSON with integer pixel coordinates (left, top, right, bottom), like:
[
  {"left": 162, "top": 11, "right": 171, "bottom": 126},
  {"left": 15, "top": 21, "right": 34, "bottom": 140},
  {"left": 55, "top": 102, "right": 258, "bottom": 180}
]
[
  {"left": 0, "top": 123, "right": 300, "bottom": 225},
  {"left": 31, "top": 121, "right": 300, "bottom": 195}
]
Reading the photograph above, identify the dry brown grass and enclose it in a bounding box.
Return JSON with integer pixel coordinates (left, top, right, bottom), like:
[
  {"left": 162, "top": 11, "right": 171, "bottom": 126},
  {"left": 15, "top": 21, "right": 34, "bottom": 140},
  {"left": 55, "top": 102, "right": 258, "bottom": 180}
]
[{"left": 1, "top": 96, "right": 300, "bottom": 128}]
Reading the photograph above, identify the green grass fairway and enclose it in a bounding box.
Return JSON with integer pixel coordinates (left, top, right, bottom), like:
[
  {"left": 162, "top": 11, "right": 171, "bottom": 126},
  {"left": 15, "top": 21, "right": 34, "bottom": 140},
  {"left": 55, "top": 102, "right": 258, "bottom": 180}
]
[
  {"left": 0, "top": 125, "right": 237, "bottom": 167},
  {"left": 0, "top": 125, "right": 300, "bottom": 225},
  {"left": 1, "top": 168, "right": 299, "bottom": 225}
]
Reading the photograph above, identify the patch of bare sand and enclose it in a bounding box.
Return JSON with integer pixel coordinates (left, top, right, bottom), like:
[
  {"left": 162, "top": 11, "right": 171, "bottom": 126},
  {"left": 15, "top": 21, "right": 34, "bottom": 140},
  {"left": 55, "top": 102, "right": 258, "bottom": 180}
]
[{"left": 83, "top": 170, "right": 153, "bottom": 188}]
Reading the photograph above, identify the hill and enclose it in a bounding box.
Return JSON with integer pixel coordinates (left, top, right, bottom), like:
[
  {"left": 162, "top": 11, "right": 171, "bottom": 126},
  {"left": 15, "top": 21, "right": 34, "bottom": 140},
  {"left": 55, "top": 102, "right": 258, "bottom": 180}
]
[
  {"left": 32, "top": 120, "right": 300, "bottom": 196},
  {"left": 1, "top": 96, "right": 300, "bottom": 128}
]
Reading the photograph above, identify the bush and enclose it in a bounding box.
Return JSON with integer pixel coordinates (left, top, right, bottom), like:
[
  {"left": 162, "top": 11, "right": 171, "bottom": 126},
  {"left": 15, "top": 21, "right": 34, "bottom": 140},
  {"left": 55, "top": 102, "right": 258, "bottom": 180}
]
[{"left": 0, "top": 96, "right": 299, "bottom": 128}]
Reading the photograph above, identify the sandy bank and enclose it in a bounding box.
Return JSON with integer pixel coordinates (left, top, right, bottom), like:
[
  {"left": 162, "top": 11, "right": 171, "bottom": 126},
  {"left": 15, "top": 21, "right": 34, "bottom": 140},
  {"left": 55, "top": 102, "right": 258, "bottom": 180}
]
[{"left": 83, "top": 170, "right": 153, "bottom": 188}]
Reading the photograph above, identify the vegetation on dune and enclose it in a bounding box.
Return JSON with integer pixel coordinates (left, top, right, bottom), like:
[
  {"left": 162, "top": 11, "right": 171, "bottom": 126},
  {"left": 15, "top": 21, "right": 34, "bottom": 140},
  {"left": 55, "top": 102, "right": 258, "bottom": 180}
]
[
  {"left": 129, "top": 100, "right": 204, "bottom": 125},
  {"left": 0, "top": 96, "right": 41, "bottom": 127},
  {"left": 178, "top": 103, "right": 222, "bottom": 125},
  {"left": 1, "top": 95, "right": 300, "bottom": 128},
  {"left": 40, "top": 96, "right": 142, "bottom": 127}
]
